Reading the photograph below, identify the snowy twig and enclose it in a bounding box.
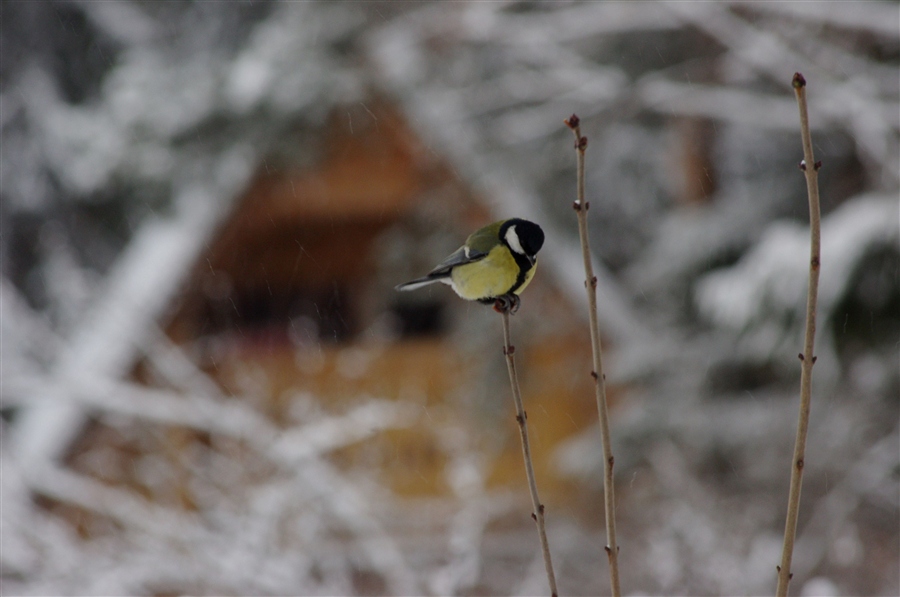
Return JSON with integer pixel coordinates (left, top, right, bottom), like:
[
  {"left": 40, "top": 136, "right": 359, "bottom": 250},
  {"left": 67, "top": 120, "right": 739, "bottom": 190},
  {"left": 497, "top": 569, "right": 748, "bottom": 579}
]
[
  {"left": 142, "top": 326, "right": 231, "bottom": 401},
  {"left": 776, "top": 72, "right": 823, "bottom": 597},
  {"left": 731, "top": 0, "right": 900, "bottom": 44},
  {"left": 10, "top": 190, "right": 241, "bottom": 471},
  {"left": 791, "top": 429, "right": 900, "bottom": 581},
  {"left": 291, "top": 458, "right": 421, "bottom": 595},
  {"left": 498, "top": 307, "right": 558, "bottom": 597},
  {"left": 666, "top": 2, "right": 898, "bottom": 188},
  {"left": 4, "top": 375, "right": 415, "bottom": 470},
  {"left": 429, "top": 425, "right": 493, "bottom": 595},
  {"left": 25, "top": 463, "right": 199, "bottom": 537},
  {"left": 564, "top": 114, "right": 621, "bottom": 597}
]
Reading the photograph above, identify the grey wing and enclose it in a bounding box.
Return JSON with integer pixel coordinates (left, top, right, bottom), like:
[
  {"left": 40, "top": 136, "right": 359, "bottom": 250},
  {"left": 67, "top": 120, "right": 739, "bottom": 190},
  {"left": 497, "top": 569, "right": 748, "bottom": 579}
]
[
  {"left": 395, "top": 245, "right": 488, "bottom": 292},
  {"left": 428, "top": 245, "right": 488, "bottom": 277}
]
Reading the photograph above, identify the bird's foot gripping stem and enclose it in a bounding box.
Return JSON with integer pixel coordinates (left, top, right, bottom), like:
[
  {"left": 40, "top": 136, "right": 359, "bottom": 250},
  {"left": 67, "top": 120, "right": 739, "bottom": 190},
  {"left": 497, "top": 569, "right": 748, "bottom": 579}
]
[{"left": 493, "top": 294, "right": 520, "bottom": 314}]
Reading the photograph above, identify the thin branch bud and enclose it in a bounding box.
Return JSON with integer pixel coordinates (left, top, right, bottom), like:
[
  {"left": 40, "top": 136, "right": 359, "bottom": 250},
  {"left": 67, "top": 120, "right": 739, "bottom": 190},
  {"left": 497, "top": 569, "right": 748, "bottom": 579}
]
[
  {"left": 776, "top": 71, "right": 823, "bottom": 597},
  {"left": 499, "top": 311, "right": 558, "bottom": 596},
  {"left": 566, "top": 118, "right": 622, "bottom": 597}
]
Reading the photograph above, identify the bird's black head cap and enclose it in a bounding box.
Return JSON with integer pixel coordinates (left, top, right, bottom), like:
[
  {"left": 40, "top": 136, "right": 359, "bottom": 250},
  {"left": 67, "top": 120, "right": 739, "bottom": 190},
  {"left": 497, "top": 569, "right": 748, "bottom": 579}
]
[{"left": 502, "top": 218, "right": 544, "bottom": 256}]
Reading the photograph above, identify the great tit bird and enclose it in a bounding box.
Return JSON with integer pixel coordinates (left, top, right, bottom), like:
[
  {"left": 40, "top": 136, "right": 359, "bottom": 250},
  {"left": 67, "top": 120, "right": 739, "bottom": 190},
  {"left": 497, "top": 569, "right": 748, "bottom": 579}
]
[{"left": 395, "top": 218, "right": 545, "bottom": 312}]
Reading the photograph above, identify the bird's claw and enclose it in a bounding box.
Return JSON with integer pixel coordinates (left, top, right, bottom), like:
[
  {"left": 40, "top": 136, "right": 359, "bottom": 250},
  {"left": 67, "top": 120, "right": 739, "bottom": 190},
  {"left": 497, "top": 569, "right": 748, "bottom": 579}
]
[{"left": 493, "top": 294, "right": 520, "bottom": 314}]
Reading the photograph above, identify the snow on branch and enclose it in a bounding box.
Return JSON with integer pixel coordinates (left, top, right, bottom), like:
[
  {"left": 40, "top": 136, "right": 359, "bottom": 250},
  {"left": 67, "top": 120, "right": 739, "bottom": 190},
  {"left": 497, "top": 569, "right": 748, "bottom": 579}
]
[
  {"left": 733, "top": 0, "right": 900, "bottom": 39},
  {"left": 10, "top": 183, "right": 252, "bottom": 472},
  {"left": 695, "top": 194, "right": 899, "bottom": 334},
  {"left": 6, "top": 374, "right": 416, "bottom": 470},
  {"left": 666, "top": 2, "right": 899, "bottom": 188}
]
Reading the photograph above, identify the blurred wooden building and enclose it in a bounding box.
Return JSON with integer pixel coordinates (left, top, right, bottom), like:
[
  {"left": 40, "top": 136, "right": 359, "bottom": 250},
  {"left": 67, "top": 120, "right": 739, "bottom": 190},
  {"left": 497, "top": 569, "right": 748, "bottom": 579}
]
[
  {"left": 179, "top": 99, "right": 597, "bottom": 495},
  {"left": 70, "top": 98, "right": 599, "bottom": 515}
]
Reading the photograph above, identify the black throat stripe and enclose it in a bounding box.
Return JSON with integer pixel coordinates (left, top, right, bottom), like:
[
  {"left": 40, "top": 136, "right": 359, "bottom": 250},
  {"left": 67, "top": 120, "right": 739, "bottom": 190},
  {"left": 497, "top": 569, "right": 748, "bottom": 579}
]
[{"left": 508, "top": 251, "right": 533, "bottom": 294}]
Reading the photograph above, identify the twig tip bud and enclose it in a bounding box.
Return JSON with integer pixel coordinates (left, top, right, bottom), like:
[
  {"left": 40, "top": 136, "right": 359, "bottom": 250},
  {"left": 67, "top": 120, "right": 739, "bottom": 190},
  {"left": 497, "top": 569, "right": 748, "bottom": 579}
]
[
  {"left": 792, "top": 72, "right": 806, "bottom": 89},
  {"left": 565, "top": 114, "right": 580, "bottom": 129}
]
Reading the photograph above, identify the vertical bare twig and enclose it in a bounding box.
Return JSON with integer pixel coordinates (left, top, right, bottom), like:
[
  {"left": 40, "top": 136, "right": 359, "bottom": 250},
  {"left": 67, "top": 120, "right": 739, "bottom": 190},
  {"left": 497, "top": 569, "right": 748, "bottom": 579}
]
[
  {"left": 776, "top": 72, "right": 823, "bottom": 597},
  {"left": 499, "top": 308, "right": 559, "bottom": 597},
  {"left": 564, "top": 114, "right": 621, "bottom": 597}
]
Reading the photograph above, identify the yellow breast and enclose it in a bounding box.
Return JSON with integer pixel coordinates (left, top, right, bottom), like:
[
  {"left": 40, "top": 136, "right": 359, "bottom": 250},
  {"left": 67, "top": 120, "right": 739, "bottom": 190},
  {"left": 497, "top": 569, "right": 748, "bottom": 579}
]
[{"left": 449, "top": 245, "right": 535, "bottom": 300}]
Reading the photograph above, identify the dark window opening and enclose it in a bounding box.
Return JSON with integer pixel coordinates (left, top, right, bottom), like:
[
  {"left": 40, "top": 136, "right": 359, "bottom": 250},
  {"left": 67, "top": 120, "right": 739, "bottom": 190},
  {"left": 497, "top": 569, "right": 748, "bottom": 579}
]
[
  {"left": 391, "top": 301, "right": 445, "bottom": 338},
  {"left": 1, "top": 406, "right": 18, "bottom": 424},
  {"left": 201, "top": 284, "right": 357, "bottom": 345}
]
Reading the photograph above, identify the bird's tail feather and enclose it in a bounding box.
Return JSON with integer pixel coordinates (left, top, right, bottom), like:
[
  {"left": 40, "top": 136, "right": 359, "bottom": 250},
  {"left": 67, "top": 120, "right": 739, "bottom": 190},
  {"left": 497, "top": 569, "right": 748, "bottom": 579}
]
[{"left": 395, "top": 276, "right": 443, "bottom": 292}]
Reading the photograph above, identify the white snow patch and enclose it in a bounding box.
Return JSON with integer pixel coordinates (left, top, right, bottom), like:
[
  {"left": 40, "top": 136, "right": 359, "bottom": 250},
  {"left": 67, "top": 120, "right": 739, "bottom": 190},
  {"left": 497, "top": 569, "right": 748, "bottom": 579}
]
[{"left": 695, "top": 194, "right": 899, "bottom": 330}]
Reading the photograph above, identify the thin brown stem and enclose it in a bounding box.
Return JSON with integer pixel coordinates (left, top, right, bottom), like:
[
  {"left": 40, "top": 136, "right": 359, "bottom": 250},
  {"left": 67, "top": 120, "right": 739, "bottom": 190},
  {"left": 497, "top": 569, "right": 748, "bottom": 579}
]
[
  {"left": 499, "top": 307, "right": 558, "bottom": 597},
  {"left": 776, "top": 72, "right": 822, "bottom": 597},
  {"left": 564, "top": 114, "right": 621, "bottom": 597}
]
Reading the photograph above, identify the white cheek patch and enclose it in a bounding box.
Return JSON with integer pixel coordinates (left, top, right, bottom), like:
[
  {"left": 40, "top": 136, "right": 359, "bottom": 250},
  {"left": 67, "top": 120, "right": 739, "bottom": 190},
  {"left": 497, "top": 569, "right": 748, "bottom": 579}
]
[{"left": 505, "top": 225, "right": 525, "bottom": 255}]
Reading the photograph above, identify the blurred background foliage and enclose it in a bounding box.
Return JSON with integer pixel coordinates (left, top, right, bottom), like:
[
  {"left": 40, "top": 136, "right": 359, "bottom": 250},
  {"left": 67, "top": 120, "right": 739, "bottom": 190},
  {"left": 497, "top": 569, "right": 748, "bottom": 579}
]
[{"left": 1, "top": 2, "right": 897, "bottom": 595}]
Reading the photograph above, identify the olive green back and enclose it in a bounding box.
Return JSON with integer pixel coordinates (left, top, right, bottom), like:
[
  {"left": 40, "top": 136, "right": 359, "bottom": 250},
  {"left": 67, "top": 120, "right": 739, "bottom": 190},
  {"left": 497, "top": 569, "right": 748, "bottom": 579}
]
[{"left": 465, "top": 220, "right": 506, "bottom": 254}]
